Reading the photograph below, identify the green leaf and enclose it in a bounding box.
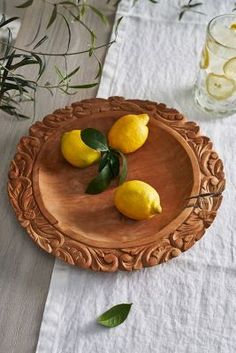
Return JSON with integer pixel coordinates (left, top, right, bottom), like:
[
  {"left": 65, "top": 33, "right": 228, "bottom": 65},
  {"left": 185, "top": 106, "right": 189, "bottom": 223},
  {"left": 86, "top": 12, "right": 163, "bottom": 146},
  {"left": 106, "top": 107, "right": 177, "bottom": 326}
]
[
  {"left": 47, "top": 5, "right": 57, "bottom": 29},
  {"left": 109, "top": 152, "right": 120, "bottom": 178},
  {"left": 58, "top": 0, "right": 78, "bottom": 5},
  {"left": 60, "top": 14, "right": 71, "bottom": 53},
  {"left": 179, "top": 11, "right": 185, "bottom": 20},
  {"left": 81, "top": 128, "right": 108, "bottom": 152},
  {"left": 69, "top": 83, "right": 98, "bottom": 89},
  {"left": 26, "top": 10, "right": 43, "bottom": 46},
  {"left": 69, "top": 12, "right": 96, "bottom": 47},
  {"left": 115, "top": 16, "right": 123, "bottom": 37},
  {"left": 1, "top": 83, "right": 28, "bottom": 94},
  {"left": 99, "top": 152, "right": 109, "bottom": 172},
  {"left": 188, "top": 2, "right": 203, "bottom": 8},
  {"left": 99, "top": 150, "right": 120, "bottom": 178},
  {"left": 10, "top": 57, "right": 38, "bottom": 70},
  {"left": 81, "top": 4, "right": 86, "bottom": 16},
  {"left": 55, "top": 65, "right": 64, "bottom": 81},
  {"left": 86, "top": 164, "right": 113, "bottom": 194},
  {"left": 32, "top": 53, "right": 46, "bottom": 79},
  {"left": 33, "top": 35, "right": 48, "bottom": 49},
  {"left": 0, "top": 50, "right": 15, "bottom": 91},
  {"left": 97, "top": 303, "right": 132, "bottom": 328},
  {"left": 90, "top": 30, "right": 96, "bottom": 47},
  {"left": 95, "top": 59, "right": 102, "bottom": 79},
  {"left": 16, "top": 0, "right": 34, "bottom": 8},
  {"left": 59, "top": 65, "right": 80, "bottom": 84},
  {"left": 92, "top": 53, "right": 103, "bottom": 79},
  {"left": 4, "top": 28, "right": 13, "bottom": 57},
  {"left": 87, "top": 5, "right": 108, "bottom": 25},
  {"left": 0, "top": 104, "right": 30, "bottom": 119},
  {"left": 0, "top": 17, "right": 19, "bottom": 29},
  {"left": 118, "top": 151, "right": 127, "bottom": 184}
]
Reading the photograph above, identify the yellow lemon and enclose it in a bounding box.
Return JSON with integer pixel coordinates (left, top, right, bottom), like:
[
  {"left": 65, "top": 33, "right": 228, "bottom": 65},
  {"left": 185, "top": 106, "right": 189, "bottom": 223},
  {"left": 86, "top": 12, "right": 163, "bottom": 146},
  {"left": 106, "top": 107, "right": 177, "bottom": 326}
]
[
  {"left": 114, "top": 180, "right": 162, "bottom": 221},
  {"left": 230, "top": 23, "right": 236, "bottom": 30},
  {"left": 108, "top": 114, "right": 149, "bottom": 154},
  {"left": 61, "top": 129, "right": 100, "bottom": 168},
  {"left": 223, "top": 57, "right": 236, "bottom": 80}
]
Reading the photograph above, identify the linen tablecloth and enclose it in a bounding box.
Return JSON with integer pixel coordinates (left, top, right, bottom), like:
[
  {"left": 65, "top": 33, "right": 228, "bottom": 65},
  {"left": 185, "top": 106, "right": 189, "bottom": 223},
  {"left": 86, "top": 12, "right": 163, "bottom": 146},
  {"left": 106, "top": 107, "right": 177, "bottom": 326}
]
[{"left": 36, "top": 1, "right": 236, "bottom": 352}]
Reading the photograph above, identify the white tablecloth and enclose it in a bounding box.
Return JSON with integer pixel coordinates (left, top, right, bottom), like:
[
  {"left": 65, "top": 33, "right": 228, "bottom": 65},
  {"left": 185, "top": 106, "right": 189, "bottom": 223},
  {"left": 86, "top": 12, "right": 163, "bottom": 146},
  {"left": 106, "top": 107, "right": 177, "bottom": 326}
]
[{"left": 36, "top": 1, "right": 236, "bottom": 352}]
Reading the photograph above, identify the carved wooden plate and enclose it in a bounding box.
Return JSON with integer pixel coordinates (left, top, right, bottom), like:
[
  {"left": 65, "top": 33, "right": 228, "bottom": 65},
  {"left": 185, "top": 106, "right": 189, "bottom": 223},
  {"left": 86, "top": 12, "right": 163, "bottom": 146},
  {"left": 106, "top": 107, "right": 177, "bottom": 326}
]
[{"left": 8, "top": 97, "right": 225, "bottom": 272}]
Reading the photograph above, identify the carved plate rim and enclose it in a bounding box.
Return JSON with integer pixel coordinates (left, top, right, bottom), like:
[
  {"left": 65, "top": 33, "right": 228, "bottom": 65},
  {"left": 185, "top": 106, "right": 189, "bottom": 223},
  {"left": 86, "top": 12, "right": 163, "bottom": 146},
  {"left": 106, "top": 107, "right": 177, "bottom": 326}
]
[{"left": 7, "top": 96, "right": 226, "bottom": 272}]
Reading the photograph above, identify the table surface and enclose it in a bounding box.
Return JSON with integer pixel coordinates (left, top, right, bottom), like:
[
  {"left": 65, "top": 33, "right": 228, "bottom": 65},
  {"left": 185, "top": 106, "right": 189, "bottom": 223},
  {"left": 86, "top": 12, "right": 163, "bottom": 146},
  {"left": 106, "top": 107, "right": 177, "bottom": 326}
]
[{"left": 0, "top": 2, "right": 115, "bottom": 352}]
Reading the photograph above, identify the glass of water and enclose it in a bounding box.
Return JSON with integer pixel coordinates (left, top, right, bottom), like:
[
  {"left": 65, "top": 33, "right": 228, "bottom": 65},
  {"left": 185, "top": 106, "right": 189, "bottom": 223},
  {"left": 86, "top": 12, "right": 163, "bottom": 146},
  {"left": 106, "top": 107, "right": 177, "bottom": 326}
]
[{"left": 194, "top": 14, "right": 236, "bottom": 116}]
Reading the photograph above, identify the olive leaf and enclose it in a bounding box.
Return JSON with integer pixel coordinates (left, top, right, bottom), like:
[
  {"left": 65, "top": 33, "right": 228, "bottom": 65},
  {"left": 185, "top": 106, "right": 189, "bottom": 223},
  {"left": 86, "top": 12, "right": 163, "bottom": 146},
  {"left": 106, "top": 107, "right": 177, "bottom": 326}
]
[
  {"left": 47, "top": 5, "right": 57, "bottom": 29},
  {"left": 86, "top": 163, "right": 113, "bottom": 194},
  {"left": 16, "top": 0, "right": 34, "bottom": 8},
  {"left": 33, "top": 35, "right": 48, "bottom": 50},
  {"left": 60, "top": 14, "right": 71, "bottom": 53},
  {"left": 86, "top": 5, "right": 109, "bottom": 25},
  {"left": 97, "top": 303, "right": 132, "bottom": 328},
  {"left": 0, "top": 17, "right": 19, "bottom": 28},
  {"left": 1, "top": 1, "right": 158, "bottom": 119},
  {"left": 81, "top": 128, "right": 108, "bottom": 152},
  {"left": 179, "top": 0, "right": 204, "bottom": 21}
]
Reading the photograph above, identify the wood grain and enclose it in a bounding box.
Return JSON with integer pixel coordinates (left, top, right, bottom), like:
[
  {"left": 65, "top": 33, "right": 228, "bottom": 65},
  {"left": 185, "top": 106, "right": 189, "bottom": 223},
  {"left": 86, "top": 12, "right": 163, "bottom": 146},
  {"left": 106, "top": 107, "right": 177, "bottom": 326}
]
[
  {"left": 8, "top": 97, "right": 225, "bottom": 272},
  {"left": 0, "top": 1, "right": 116, "bottom": 352}
]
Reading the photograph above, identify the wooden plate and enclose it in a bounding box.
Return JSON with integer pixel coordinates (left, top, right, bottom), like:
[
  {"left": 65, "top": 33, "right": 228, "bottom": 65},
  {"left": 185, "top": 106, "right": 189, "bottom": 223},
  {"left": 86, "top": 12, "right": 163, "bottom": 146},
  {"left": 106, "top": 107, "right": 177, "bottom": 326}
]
[{"left": 8, "top": 97, "right": 225, "bottom": 272}]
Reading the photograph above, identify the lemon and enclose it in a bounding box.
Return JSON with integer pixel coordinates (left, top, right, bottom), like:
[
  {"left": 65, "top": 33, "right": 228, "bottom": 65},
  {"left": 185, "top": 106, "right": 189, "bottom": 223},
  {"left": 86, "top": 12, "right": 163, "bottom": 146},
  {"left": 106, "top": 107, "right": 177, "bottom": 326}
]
[
  {"left": 200, "top": 45, "right": 209, "bottom": 69},
  {"left": 223, "top": 57, "right": 236, "bottom": 80},
  {"left": 114, "top": 180, "right": 162, "bottom": 221},
  {"left": 108, "top": 114, "right": 149, "bottom": 154},
  {"left": 206, "top": 73, "right": 235, "bottom": 100},
  {"left": 230, "top": 23, "right": 236, "bottom": 30},
  {"left": 61, "top": 130, "right": 100, "bottom": 168}
]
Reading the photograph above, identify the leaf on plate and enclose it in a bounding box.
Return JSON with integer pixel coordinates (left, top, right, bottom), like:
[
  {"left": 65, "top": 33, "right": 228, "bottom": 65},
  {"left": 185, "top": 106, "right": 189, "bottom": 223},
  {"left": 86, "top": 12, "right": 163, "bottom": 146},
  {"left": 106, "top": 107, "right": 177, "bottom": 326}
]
[
  {"left": 97, "top": 303, "right": 132, "bottom": 328},
  {"left": 81, "top": 128, "right": 108, "bottom": 152},
  {"left": 98, "top": 152, "right": 109, "bottom": 172},
  {"left": 86, "top": 163, "right": 113, "bottom": 194},
  {"left": 108, "top": 152, "right": 120, "bottom": 178}
]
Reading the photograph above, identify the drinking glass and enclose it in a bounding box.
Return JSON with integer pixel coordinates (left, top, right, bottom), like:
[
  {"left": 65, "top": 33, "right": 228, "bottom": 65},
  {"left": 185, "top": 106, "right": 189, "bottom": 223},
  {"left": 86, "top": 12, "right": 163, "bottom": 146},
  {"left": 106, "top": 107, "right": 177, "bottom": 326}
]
[{"left": 194, "top": 14, "right": 236, "bottom": 115}]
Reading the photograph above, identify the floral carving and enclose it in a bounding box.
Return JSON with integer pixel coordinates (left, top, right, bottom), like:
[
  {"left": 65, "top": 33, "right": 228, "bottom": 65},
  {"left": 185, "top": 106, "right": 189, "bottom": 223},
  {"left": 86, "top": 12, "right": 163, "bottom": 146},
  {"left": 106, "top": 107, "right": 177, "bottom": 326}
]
[{"left": 7, "top": 97, "right": 225, "bottom": 272}]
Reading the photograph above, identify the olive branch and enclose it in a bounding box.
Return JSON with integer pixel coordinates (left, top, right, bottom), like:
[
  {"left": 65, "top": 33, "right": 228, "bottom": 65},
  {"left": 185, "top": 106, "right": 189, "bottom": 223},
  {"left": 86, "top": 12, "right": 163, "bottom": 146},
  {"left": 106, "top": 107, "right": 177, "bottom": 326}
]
[
  {"left": 0, "top": 0, "right": 212, "bottom": 119},
  {"left": 0, "top": 0, "right": 123, "bottom": 118}
]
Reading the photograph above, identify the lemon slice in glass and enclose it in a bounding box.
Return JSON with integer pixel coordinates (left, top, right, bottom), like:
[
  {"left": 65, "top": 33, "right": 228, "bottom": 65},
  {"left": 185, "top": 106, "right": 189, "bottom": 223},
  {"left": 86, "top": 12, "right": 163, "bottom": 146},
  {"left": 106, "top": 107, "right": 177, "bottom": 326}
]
[
  {"left": 223, "top": 57, "right": 236, "bottom": 80},
  {"left": 206, "top": 73, "right": 235, "bottom": 100},
  {"left": 200, "top": 45, "right": 209, "bottom": 69}
]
